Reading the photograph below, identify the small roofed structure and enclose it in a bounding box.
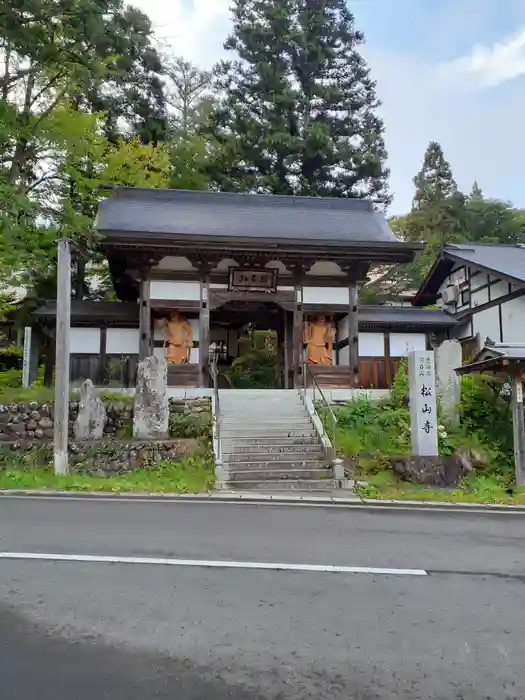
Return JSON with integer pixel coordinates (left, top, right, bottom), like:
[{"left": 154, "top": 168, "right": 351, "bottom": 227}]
[
  {"left": 456, "top": 342, "right": 525, "bottom": 486},
  {"left": 456, "top": 343, "right": 525, "bottom": 376}
]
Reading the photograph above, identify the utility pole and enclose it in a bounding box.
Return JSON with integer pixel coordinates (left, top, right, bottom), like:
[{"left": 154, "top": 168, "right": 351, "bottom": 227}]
[{"left": 54, "top": 238, "right": 72, "bottom": 476}]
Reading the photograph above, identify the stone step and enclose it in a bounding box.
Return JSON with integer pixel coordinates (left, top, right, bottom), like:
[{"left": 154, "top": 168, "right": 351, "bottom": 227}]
[
  {"left": 220, "top": 420, "right": 313, "bottom": 429},
  {"left": 221, "top": 400, "right": 304, "bottom": 405},
  {"left": 225, "top": 453, "right": 325, "bottom": 465},
  {"left": 228, "top": 468, "right": 330, "bottom": 482},
  {"left": 220, "top": 409, "right": 308, "bottom": 416},
  {"left": 222, "top": 443, "right": 324, "bottom": 456},
  {"left": 221, "top": 436, "right": 320, "bottom": 447},
  {"left": 227, "top": 479, "right": 337, "bottom": 491},
  {"left": 221, "top": 429, "right": 318, "bottom": 438},
  {"left": 225, "top": 459, "right": 327, "bottom": 470}
]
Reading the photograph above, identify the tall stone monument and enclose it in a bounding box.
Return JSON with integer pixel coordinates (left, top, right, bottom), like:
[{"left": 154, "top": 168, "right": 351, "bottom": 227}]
[
  {"left": 408, "top": 350, "right": 439, "bottom": 456},
  {"left": 133, "top": 356, "right": 169, "bottom": 440},
  {"left": 436, "top": 339, "right": 462, "bottom": 428},
  {"left": 74, "top": 379, "right": 107, "bottom": 440}
]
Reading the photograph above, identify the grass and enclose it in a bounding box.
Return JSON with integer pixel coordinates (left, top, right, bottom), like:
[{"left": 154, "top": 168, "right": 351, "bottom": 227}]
[
  {"left": 0, "top": 385, "right": 135, "bottom": 404},
  {"left": 356, "top": 470, "right": 525, "bottom": 505},
  {"left": 0, "top": 456, "right": 214, "bottom": 494}
]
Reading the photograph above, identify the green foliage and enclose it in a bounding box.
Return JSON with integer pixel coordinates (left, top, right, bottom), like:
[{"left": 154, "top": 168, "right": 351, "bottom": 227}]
[
  {"left": 169, "top": 411, "right": 212, "bottom": 440},
  {"left": 0, "top": 347, "right": 23, "bottom": 371},
  {"left": 388, "top": 359, "right": 409, "bottom": 410},
  {"left": 0, "top": 455, "right": 214, "bottom": 494},
  {"left": 333, "top": 368, "right": 516, "bottom": 492},
  {"left": 412, "top": 141, "right": 458, "bottom": 209},
  {"left": 0, "top": 369, "right": 23, "bottom": 391},
  {"left": 206, "top": 0, "right": 390, "bottom": 205},
  {"left": 334, "top": 398, "right": 411, "bottom": 464},
  {"left": 226, "top": 339, "right": 280, "bottom": 389}
]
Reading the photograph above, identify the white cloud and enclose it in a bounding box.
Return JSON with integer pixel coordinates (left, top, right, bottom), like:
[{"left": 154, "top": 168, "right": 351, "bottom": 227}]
[
  {"left": 442, "top": 27, "right": 525, "bottom": 87},
  {"left": 132, "top": 0, "right": 231, "bottom": 67}
]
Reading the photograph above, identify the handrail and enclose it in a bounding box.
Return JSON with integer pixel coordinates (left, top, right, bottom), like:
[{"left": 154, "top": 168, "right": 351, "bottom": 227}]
[
  {"left": 302, "top": 362, "right": 338, "bottom": 460},
  {"left": 209, "top": 352, "right": 221, "bottom": 463}
]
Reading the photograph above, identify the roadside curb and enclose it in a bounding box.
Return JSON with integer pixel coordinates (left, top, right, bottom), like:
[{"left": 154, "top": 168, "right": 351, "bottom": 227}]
[{"left": 1, "top": 488, "right": 525, "bottom": 513}]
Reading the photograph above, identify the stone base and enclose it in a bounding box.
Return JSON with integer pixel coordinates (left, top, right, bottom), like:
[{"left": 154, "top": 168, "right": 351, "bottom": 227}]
[{"left": 390, "top": 455, "right": 467, "bottom": 487}]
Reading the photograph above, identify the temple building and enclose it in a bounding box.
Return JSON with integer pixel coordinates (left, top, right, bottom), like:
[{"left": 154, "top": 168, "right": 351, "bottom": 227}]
[{"left": 30, "top": 188, "right": 456, "bottom": 394}]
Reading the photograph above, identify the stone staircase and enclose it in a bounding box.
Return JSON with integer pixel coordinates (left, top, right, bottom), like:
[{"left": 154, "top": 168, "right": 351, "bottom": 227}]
[{"left": 219, "top": 390, "right": 336, "bottom": 491}]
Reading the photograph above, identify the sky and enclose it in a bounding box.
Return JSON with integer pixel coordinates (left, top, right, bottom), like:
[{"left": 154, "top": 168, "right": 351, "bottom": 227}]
[{"left": 132, "top": 0, "right": 525, "bottom": 215}]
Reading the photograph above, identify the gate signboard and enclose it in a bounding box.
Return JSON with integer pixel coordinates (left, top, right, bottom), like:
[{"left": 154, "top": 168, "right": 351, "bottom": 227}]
[{"left": 228, "top": 268, "right": 278, "bottom": 293}]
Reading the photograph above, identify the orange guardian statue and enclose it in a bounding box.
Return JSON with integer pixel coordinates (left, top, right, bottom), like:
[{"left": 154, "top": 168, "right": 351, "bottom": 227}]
[
  {"left": 160, "top": 311, "right": 193, "bottom": 364},
  {"left": 303, "top": 315, "right": 335, "bottom": 366}
]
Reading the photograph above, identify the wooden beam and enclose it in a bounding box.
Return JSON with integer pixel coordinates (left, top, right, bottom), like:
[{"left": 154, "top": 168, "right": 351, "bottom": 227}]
[
  {"left": 54, "top": 238, "right": 71, "bottom": 476},
  {"left": 283, "top": 308, "right": 290, "bottom": 389},
  {"left": 349, "top": 280, "right": 359, "bottom": 387},
  {"left": 293, "top": 282, "right": 303, "bottom": 388},
  {"left": 384, "top": 331, "right": 392, "bottom": 388},
  {"left": 99, "top": 326, "right": 107, "bottom": 385},
  {"left": 138, "top": 274, "right": 151, "bottom": 360},
  {"left": 199, "top": 274, "right": 210, "bottom": 388},
  {"left": 511, "top": 374, "right": 525, "bottom": 486}
]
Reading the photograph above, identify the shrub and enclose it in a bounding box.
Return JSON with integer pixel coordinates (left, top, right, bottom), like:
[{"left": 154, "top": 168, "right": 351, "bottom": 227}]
[
  {"left": 388, "top": 359, "right": 409, "bottom": 409},
  {"left": 0, "top": 368, "right": 22, "bottom": 390},
  {"left": 0, "top": 347, "right": 23, "bottom": 371},
  {"left": 226, "top": 346, "right": 280, "bottom": 389},
  {"left": 169, "top": 411, "right": 212, "bottom": 440}
]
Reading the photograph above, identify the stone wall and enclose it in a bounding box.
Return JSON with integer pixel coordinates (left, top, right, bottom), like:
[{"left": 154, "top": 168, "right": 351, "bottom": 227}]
[
  {"left": 0, "top": 397, "right": 210, "bottom": 442},
  {"left": 0, "top": 439, "right": 200, "bottom": 475}
]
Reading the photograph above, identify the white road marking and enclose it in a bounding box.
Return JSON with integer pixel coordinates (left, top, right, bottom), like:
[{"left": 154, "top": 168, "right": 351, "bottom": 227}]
[{"left": 0, "top": 552, "right": 428, "bottom": 576}]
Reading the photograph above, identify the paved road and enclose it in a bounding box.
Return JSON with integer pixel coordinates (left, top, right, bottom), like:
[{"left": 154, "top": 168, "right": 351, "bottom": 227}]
[{"left": 1, "top": 496, "right": 525, "bottom": 699}]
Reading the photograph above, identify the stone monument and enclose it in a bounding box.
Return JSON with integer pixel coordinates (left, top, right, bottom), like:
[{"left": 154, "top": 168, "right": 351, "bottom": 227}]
[
  {"left": 303, "top": 315, "right": 336, "bottom": 365},
  {"left": 133, "top": 356, "right": 169, "bottom": 440},
  {"left": 436, "top": 339, "right": 462, "bottom": 428},
  {"left": 74, "top": 379, "right": 107, "bottom": 440},
  {"left": 408, "top": 350, "right": 439, "bottom": 456}
]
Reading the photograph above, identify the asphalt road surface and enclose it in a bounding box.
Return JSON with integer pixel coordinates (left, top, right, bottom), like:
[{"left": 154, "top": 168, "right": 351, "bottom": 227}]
[{"left": 1, "top": 496, "right": 525, "bottom": 699}]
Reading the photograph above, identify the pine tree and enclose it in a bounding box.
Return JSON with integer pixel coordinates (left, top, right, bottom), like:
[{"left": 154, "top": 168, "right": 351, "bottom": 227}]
[
  {"left": 412, "top": 141, "right": 457, "bottom": 209},
  {"left": 468, "top": 181, "right": 483, "bottom": 200},
  {"left": 206, "top": 0, "right": 391, "bottom": 206}
]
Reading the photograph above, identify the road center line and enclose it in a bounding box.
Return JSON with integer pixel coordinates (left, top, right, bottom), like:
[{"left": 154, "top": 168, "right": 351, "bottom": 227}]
[{"left": 0, "top": 552, "right": 428, "bottom": 576}]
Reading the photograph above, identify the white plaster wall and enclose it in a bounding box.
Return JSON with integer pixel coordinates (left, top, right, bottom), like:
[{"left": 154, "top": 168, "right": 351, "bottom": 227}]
[
  {"left": 70, "top": 328, "right": 100, "bottom": 354},
  {"left": 156, "top": 256, "right": 197, "bottom": 271},
  {"left": 150, "top": 280, "right": 201, "bottom": 301},
  {"left": 490, "top": 279, "right": 509, "bottom": 300},
  {"left": 301, "top": 287, "right": 349, "bottom": 304},
  {"left": 390, "top": 333, "right": 426, "bottom": 357},
  {"left": 359, "top": 332, "right": 385, "bottom": 357},
  {"left": 338, "top": 344, "right": 349, "bottom": 365},
  {"left": 106, "top": 328, "right": 139, "bottom": 355},
  {"left": 501, "top": 295, "right": 525, "bottom": 342},
  {"left": 472, "top": 306, "right": 500, "bottom": 342},
  {"left": 471, "top": 286, "right": 489, "bottom": 308}
]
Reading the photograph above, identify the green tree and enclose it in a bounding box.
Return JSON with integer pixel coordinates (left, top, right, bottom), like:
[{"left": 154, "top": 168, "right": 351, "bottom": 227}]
[
  {"left": 164, "top": 56, "right": 212, "bottom": 137},
  {"left": 206, "top": 0, "right": 390, "bottom": 206},
  {"left": 469, "top": 181, "right": 483, "bottom": 200},
  {"left": 412, "top": 141, "right": 457, "bottom": 210}
]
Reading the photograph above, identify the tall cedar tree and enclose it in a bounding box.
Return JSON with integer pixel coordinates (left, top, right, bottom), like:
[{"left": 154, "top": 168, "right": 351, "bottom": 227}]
[
  {"left": 207, "top": 0, "right": 391, "bottom": 207},
  {"left": 412, "top": 141, "right": 457, "bottom": 209}
]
